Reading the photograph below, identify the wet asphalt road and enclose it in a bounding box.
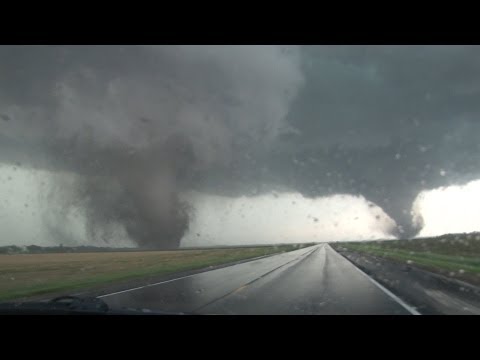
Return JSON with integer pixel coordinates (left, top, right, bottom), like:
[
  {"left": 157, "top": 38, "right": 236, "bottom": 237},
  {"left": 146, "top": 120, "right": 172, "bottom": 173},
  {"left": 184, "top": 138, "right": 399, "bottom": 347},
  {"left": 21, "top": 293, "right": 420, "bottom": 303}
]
[{"left": 100, "top": 244, "right": 414, "bottom": 315}]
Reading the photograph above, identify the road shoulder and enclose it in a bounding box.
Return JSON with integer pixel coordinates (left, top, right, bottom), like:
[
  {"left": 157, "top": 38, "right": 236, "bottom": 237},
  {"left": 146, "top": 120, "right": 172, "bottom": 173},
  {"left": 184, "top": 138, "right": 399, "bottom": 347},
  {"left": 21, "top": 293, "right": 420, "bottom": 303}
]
[{"left": 334, "top": 247, "right": 480, "bottom": 315}]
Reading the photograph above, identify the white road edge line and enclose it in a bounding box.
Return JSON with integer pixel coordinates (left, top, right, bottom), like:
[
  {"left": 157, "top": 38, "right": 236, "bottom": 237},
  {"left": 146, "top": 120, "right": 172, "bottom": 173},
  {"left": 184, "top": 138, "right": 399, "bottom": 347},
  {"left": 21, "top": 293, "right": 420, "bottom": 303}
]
[
  {"left": 98, "top": 245, "right": 316, "bottom": 299},
  {"left": 327, "top": 244, "right": 421, "bottom": 315},
  {"left": 98, "top": 274, "right": 196, "bottom": 298}
]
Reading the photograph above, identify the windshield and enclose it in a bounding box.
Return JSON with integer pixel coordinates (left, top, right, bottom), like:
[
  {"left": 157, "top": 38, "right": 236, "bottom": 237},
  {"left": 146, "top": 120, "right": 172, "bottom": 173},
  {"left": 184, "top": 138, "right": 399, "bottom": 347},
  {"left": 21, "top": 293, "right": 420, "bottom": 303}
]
[{"left": 1, "top": 45, "right": 479, "bottom": 315}]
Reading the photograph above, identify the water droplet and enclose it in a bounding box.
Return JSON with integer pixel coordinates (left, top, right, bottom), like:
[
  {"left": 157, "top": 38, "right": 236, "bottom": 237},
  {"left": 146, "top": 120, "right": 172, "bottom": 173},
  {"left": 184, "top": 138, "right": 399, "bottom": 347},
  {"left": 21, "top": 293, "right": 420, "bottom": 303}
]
[
  {"left": 440, "top": 169, "right": 446, "bottom": 176},
  {"left": 395, "top": 153, "right": 401, "bottom": 160}
]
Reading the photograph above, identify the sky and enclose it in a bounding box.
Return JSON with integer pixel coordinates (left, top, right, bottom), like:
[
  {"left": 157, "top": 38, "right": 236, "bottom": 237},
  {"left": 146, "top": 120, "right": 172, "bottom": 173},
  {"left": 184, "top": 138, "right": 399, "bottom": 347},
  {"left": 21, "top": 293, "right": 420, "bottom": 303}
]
[
  {"left": 2, "top": 45, "right": 480, "bottom": 247},
  {"left": 412, "top": 179, "right": 480, "bottom": 237},
  {"left": 181, "top": 192, "right": 396, "bottom": 247}
]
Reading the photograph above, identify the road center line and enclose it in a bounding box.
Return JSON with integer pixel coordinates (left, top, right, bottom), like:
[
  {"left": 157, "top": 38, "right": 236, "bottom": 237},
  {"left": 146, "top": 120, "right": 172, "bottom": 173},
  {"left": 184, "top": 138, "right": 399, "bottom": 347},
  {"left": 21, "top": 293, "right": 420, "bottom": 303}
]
[
  {"left": 98, "top": 246, "right": 317, "bottom": 299},
  {"left": 191, "top": 245, "right": 321, "bottom": 313}
]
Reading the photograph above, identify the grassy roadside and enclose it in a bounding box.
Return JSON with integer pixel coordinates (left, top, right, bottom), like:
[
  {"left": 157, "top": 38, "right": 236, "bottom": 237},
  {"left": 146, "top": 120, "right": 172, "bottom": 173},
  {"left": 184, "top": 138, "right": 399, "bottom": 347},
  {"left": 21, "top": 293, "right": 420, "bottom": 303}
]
[
  {"left": 333, "top": 238, "right": 480, "bottom": 286},
  {"left": 0, "top": 244, "right": 312, "bottom": 302}
]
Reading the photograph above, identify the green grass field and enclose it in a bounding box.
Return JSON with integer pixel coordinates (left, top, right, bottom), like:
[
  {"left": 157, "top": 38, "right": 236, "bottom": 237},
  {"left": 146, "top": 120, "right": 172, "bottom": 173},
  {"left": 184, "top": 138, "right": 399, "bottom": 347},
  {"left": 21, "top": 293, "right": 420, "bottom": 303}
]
[
  {"left": 333, "top": 234, "right": 480, "bottom": 286},
  {"left": 0, "top": 244, "right": 312, "bottom": 302}
]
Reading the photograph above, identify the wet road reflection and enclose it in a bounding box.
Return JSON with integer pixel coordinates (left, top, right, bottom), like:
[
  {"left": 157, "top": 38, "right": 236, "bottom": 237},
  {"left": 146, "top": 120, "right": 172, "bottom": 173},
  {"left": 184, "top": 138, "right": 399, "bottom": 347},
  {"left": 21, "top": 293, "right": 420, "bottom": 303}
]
[{"left": 101, "top": 244, "right": 412, "bottom": 314}]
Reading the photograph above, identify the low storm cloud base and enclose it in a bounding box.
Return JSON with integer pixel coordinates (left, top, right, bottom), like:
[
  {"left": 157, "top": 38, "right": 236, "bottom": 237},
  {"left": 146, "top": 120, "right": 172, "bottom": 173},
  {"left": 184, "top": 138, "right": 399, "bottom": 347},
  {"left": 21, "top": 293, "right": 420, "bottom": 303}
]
[
  {"left": 0, "top": 45, "right": 303, "bottom": 248},
  {"left": 2, "top": 46, "right": 480, "bottom": 247}
]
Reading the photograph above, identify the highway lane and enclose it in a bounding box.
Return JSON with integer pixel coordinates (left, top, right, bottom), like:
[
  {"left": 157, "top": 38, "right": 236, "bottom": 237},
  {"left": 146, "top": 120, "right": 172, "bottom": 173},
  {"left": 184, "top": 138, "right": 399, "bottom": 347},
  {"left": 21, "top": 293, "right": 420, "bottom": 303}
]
[{"left": 100, "top": 244, "right": 415, "bottom": 314}]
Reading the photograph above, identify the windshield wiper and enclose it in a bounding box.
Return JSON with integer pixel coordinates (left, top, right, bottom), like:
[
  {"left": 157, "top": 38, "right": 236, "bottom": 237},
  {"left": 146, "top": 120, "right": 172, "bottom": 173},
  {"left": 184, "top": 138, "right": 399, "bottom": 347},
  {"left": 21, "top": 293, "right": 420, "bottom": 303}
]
[{"left": 0, "top": 296, "right": 190, "bottom": 315}]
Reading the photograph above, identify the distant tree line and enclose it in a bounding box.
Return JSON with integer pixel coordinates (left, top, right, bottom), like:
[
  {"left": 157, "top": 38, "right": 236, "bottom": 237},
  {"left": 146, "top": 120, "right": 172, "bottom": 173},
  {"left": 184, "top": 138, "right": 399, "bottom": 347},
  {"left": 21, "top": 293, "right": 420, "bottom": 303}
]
[{"left": 0, "top": 245, "right": 137, "bottom": 254}]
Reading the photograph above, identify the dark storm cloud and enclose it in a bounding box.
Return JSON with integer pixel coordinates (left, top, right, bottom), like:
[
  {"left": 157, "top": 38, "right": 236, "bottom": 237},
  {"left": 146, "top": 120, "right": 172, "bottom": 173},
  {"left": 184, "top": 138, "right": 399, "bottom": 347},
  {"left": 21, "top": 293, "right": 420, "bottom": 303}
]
[
  {"left": 2, "top": 45, "right": 480, "bottom": 244},
  {"left": 192, "top": 46, "right": 480, "bottom": 237},
  {"left": 270, "top": 45, "right": 480, "bottom": 236},
  {"left": 0, "top": 45, "right": 303, "bottom": 248},
  {"left": 291, "top": 45, "right": 480, "bottom": 147}
]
